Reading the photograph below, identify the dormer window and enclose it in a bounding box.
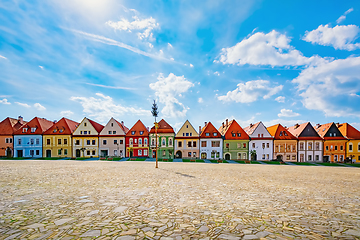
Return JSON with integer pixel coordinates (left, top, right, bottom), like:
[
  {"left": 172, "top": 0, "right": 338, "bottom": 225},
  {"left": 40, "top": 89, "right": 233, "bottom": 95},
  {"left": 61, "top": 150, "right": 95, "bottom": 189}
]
[
  {"left": 113, "top": 131, "right": 116, "bottom": 134},
  {"left": 190, "top": 133, "right": 192, "bottom": 136},
  {"left": 205, "top": 133, "right": 210, "bottom": 136},
  {"left": 23, "top": 128, "right": 28, "bottom": 133},
  {"left": 84, "top": 131, "right": 88, "bottom": 134},
  {"left": 279, "top": 131, "right": 283, "bottom": 136},
  {"left": 334, "top": 133, "right": 336, "bottom": 136},
  {"left": 59, "top": 129, "right": 63, "bottom": 133},
  {"left": 53, "top": 129, "right": 57, "bottom": 133},
  {"left": 108, "top": 131, "right": 112, "bottom": 134},
  {"left": 140, "top": 131, "right": 144, "bottom": 135},
  {"left": 131, "top": 131, "right": 135, "bottom": 135},
  {"left": 89, "top": 131, "right": 91, "bottom": 134},
  {"left": 232, "top": 133, "right": 236, "bottom": 137},
  {"left": 284, "top": 132, "right": 288, "bottom": 136},
  {"left": 237, "top": 133, "right": 241, "bottom": 137},
  {"left": 213, "top": 132, "right": 217, "bottom": 136},
  {"left": 329, "top": 133, "right": 332, "bottom": 137},
  {"left": 31, "top": 127, "right": 36, "bottom": 133},
  {"left": 80, "top": 131, "right": 83, "bottom": 134},
  {"left": 111, "top": 123, "right": 113, "bottom": 127}
]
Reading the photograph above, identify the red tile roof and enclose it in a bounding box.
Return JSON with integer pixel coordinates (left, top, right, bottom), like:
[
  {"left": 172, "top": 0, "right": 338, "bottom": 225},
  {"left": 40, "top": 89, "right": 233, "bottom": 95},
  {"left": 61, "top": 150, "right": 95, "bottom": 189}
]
[
  {"left": 14, "top": 117, "right": 54, "bottom": 135},
  {"left": 287, "top": 122, "right": 322, "bottom": 140},
  {"left": 114, "top": 119, "right": 129, "bottom": 134},
  {"left": 218, "top": 119, "right": 249, "bottom": 140},
  {"left": 149, "top": 119, "right": 175, "bottom": 133},
  {"left": 338, "top": 123, "right": 360, "bottom": 140},
  {"left": 0, "top": 117, "right": 27, "bottom": 135},
  {"left": 126, "top": 120, "right": 149, "bottom": 137},
  {"left": 43, "top": 118, "right": 79, "bottom": 135},
  {"left": 200, "top": 121, "right": 221, "bottom": 138},
  {"left": 88, "top": 118, "right": 104, "bottom": 133},
  {"left": 243, "top": 122, "right": 261, "bottom": 135},
  {"left": 267, "top": 124, "right": 297, "bottom": 140}
]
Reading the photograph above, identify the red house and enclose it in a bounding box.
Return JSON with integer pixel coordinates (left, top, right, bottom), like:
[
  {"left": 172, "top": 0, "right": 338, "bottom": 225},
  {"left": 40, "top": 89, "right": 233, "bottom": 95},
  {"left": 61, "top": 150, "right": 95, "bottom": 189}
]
[{"left": 125, "top": 120, "right": 149, "bottom": 158}]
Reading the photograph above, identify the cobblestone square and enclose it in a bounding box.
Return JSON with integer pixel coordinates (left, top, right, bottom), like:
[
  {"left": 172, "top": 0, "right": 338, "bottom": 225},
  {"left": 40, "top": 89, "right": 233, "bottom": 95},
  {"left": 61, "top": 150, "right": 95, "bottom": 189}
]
[{"left": 0, "top": 161, "right": 360, "bottom": 239}]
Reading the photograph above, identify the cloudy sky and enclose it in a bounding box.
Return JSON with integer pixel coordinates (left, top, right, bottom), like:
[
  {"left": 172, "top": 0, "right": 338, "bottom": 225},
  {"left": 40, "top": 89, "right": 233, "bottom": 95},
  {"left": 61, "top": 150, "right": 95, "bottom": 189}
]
[{"left": 1, "top": 0, "right": 360, "bottom": 131}]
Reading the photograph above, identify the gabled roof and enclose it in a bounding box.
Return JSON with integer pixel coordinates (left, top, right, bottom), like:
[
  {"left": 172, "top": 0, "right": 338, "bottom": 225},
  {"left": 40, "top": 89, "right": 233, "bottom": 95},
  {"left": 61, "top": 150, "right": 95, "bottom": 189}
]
[
  {"left": 314, "top": 122, "right": 346, "bottom": 140},
  {"left": 267, "top": 124, "right": 297, "bottom": 140},
  {"left": 43, "top": 118, "right": 79, "bottom": 135},
  {"left": 88, "top": 119, "right": 104, "bottom": 133},
  {"left": 14, "top": 117, "right": 54, "bottom": 135},
  {"left": 218, "top": 119, "right": 249, "bottom": 140},
  {"left": 200, "top": 121, "right": 221, "bottom": 138},
  {"left": 338, "top": 123, "right": 360, "bottom": 140},
  {"left": 287, "top": 122, "right": 322, "bottom": 140},
  {"left": 243, "top": 122, "right": 261, "bottom": 135},
  {"left": 126, "top": 120, "right": 149, "bottom": 137},
  {"left": 0, "top": 117, "right": 27, "bottom": 135},
  {"left": 149, "top": 119, "right": 174, "bottom": 134},
  {"left": 114, "top": 119, "right": 129, "bottom": 134},
  {"left": 175, "top": 120, "right": 199, "bottom": 138}
]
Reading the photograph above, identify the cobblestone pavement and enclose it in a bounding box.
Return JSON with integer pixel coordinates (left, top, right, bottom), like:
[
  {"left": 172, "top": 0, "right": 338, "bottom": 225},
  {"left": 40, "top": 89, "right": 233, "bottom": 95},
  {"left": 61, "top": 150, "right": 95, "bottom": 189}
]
[{"left": 0, "top": 161, "right": 360, "bottom": 239}]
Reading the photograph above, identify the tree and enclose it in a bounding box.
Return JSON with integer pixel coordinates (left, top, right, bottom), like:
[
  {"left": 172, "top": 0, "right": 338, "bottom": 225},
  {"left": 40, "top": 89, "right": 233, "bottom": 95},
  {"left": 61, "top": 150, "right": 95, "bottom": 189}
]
[{"left": 151, "top": 100, "right": 158, "bottom": 122}]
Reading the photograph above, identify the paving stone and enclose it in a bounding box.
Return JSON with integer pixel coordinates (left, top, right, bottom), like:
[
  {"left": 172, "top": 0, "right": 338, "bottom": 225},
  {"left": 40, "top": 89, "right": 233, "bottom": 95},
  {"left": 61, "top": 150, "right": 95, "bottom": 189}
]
[
  {"left": 80, "top": 230, "right": 101, "bottom": 237},
  {"left": 114, "top": 206, "right": 128, "bottom": 213},
  {"left": 116, "top": 236, "right": 136, "bottom": 240},
  {"left": 343, "top": 229, "right": 360, "bottom": 237},
  {"left": 198, "top": 226, "right": 209, "bottom": 232},
  {"left": 54, "top": 218, "right": 72, "bottom": 226},
  {"left": 242, "top": 235, "right": 259, "bottom": 239}
]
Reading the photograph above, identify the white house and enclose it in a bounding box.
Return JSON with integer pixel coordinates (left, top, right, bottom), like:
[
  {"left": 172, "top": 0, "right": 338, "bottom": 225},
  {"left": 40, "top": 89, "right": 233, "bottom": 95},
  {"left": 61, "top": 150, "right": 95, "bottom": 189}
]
[{"left": 244, "top": 122, "right": 273, "bottom": 161}]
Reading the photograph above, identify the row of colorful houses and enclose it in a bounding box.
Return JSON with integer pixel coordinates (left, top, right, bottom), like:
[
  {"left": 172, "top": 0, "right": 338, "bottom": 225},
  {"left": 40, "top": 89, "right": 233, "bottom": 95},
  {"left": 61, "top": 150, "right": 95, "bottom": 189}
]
[{"left": 1, "top": 116, "right": 360, "bottom": 163}]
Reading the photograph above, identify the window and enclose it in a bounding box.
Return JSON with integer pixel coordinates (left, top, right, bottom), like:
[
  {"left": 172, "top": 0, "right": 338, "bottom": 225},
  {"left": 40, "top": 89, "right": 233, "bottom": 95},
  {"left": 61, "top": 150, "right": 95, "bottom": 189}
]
[
  {"left": 183, "top": 133, "right": 185, "bottom": 136},
  {"left": 334, "top": 133, "right": 336, "bottom": 136},
  {"left": 163, "top": 150, "right": 166, "bottom": 156},
  {"left": 134, "top": 139, "right": 137, "bottom": 144},
  {"left": 190, "top": 133, "right": 192, "bottom": 136},
  {"left": 31, "top": 128, "right": 36, "bottom": 133},
  {"left": 349, "top": 144, "right": 353, "bottom": 151},
  {"left": 108, "top": 131, "right": 112, "bottom": 134},
  {"left": 308, "top": 155, "right": 312, "bottom": 161},
  {"left": 64, "top": 149, "right": 68, "bottom": 155},
  {"left": 226, "top": 143, "right": 229, "bottom": 148},
  {"left": 36, "top": 150, "right": 39, "bottom": 155},
  {"left": 284, "top": 132, "right": 288, "bottom": 136},
  {"left": 188, "top": 141, "right": 192, "bottom": 147},
  {"left": 188, "top": 152, "right": 191, "bottom": 157},
  {"left": 140, "top": 131, "right": 144, "bottom": 135},
  {"left": 23, "top": 128, "right": 27, "bottom": 133},
  {"left": 152, "top": 139, "right": 155, "bottom": 146},
  {"left": 169, "top": 139, "right": 173, "bottom": 146},
  {"left": 75, "top": 140, "right": 80, "bottom": 145},
  {"left": 267, "top": 143, "right": 270, "bottom": 148},
  {"left": 84, "top": 123, "right": 87, "bottom": 126},
  {"left": 334, "top": 155, "right": 338, "bottom": 161},
  {"left": 5, "top": 138, "right": 8, "bottom": 143},
  {"left": 138, "top": 149, "right": 142, "bottom": 156},
  {"left": 243, "top": 143, "right": 246, "bottom": 148},
  {"left": 216, "top": 152, "right": 220, "bottom": 158},
  {"left": 36, "top": 139, "right": 39, "bottom": 145},
  {"left": 144, "top": 149, "right": 147, "bottom": 156},
  {"left": 340, "top": 145, "right": 343, "bottom": 151},
  {"left": 279, "top": 131, "right": 283, "bottom": 136},
  {"left": 316, "top": 155, "right": 319, "bottom": 161},
  {"left": 315, "top": 142, "right": 320, "bottom": 150},
  {"left": 232, "top": 133, "right": 236, "bottom": 137},
  {"left": 261, "top": 134, "right": 264, "bottom": 137},
  {"left": 292, "top": 155, "right": 296, "bottom": 160},
  {"left": 89, "top": 131, "right": 91, "bottom": 134},
  {"left": 87, "top": 150, "right": 90, "bottom": 155},
  {"left": 144, "top": 138, "right": 148, "bottom": 146},
  {"left": 358, "top": 144, "right": 360, "bottom": 151},
  {"left": 266, "top": 154, "right": 269, "bottom": 159},
  {"left": 58, "top": 139, "right": 61, "bottom": 145},
  {"left": 103, "top": 140, "right": 107, "bottom": 145},
  {"left": 84, "top": 131, "right": 88, "bottom": 135},
  {"left": 47, "top": 139, "right": 51, "bottom": 145},
  {"left": 300, "top": 142, "right": 304, "bottom": 150},
  {"left": 213, "top": 132, "right": 217, "bottom": 136},
  {"left": 329, "top": 133, "right": 332, "bottom": 137},
  {"left": 111, "top": 123, "right": 113, "bottom": 127},
  {"left": 162, "top": 139, "right": 166, "bottom": 146},
  {"left": 178, "top": 141, "right": 182, "bottom": 147},
  {"left": 201, "top": 141, "right": 207, "bottom": 147},
  {"left": 186, "top": 133, "right": 189, "bottom": 136},
  {"left": 58, "top": 149, "right": 62, "bottom": 155},
  {"left": 139, "top": 138, "right": 142, "bottom": 146},
  {"left": 53, "top": 129, "right": 57, "bottom": 133},
  {"left": 258, "top": 134, "right": 260, "bottom": 137},
  {"left": 262, "top": 154, "right": 265, "bottom": 159},
  {"left": 300, "top": 154, "right": 304, "bottom": 161},
  {"left": 205, "top": 133, "right": 210, "bottom": 136},
  {"left": 91, "top": 140, "right": 95, "bottom": 145},
  {"left": 59, "top": 129, "right": 63, "bottom": 133},
  {"left": 87, "top": 140, "right": 90, "bottom": 145},
  {"left": 186, "top": 125, "right": 188, "bottom": 128},
  {"left": 252, "top": 143, "right": 255, "bottom": 148},
  {"left": 30, "top": 150, "right": 34, "bottom": 156},
  {"left": 238, "top": 153, "right": 242, "bottom": 159},
  {"left": 326, "top": 146, "right": 329, "bottom": 151},
  {"left": 286, "top": 155, "right": 290, "bottom": 160},
  {"left": 64, "top": 139, "right": 67, "bottom": 145},
  {"left": 308, "top": 142, "right": 312, "bottom": 150},
  {"left": 238, "top": 143, "right": 241, "bottom": 148},
  {"left": 193, "top": 152, "right": 196, "bottom": 157},
  {"left": 114, "top": 140, "right": 118, "bottom": 145},
  {"left": 211, "top": 141, "right": 220, "bottom": 147},
  {"left": 237, "top": 133, "right": 241, "bottom": 137},
  {"left": 262, "top": 143, "right": 265, "bottom": 149},
  {"left": 120, "top": 140, "right": 123, "bottom": 144},
  {"left": 80, "top": 131, "right": 83, "bottom": 134},
  {"left": 335, "top": 146, "right": 338, "bottom": 151},
  {"left": 113, "top": 131, "right": 116, "bottom": 134},
  {"left": 131, "top": 131, "right": 135, "bottom": 135},
  {"left": 92, "top": 150, "right": 95, "bottom": 155}
]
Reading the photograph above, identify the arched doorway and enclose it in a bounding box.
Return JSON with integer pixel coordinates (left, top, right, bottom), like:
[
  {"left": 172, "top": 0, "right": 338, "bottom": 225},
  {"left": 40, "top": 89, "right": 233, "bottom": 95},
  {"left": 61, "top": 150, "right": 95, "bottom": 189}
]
[
  {"left": 175, "top": 150, "right": 182, "bottom": 158},
  {"left": 225, "top": 153, "right": 230, "bottom": 160},
  {"left": 76, "top": 149, "right": 80, "bottom": 158},
  {"left": 201, "top": 152, "right": 207, "bottom": 159},
  {"left": 276, "top": 155, "right": 283, "bottom": 161},
  {"left": 46, "top": 149, "right": 51, "bottom": 158},
  {"left": 152, "top": 150, "right": 157, "bottom": 158},
  {"left": 6, "top": 147, "right": 12, "bottom": 158}
]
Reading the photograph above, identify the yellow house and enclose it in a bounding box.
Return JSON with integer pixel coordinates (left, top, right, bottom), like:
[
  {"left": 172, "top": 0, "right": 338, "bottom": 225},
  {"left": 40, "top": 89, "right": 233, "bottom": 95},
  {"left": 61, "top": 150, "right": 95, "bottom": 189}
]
[
  {"left": 43, "top": 118, "right": 79, "bottom": 158},
  {"left": 72, "top": 118, "right": 104, "bottom": 158},
  {"left": 174, "top": 120, "right": 199, "bottom": 159},
  {"left": 338, "top": 123, "right": 360, "bottom": 163}
]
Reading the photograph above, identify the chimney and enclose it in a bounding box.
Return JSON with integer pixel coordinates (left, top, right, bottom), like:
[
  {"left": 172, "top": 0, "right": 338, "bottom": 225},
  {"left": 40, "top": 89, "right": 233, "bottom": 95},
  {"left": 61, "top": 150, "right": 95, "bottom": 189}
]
[
  {"left": 226, "top": 119, "right": 228, "bottom": 127},
  {"left": 336, "top": 122, "right": 340, "bottom": 127},
  {"left": 250, "top": 123, "right": 253, "bottom": 128},
  {"left": 295, "top": 123, "right": 299, "bottom": 129},
  {"left": 199, "top": 126, "right": 202, "bottom": 135},
  {"left": 147, "top": 127, "right": 149, "bottom": 132},
  {"left": 204, "top": 122, "right": 207, "bottom": 127},
  {"left": 18, "top": 116, "right": 23, "bottom": 124},
  {"left": 53, "top": 120, "right": 57, "bottom": 124},
  {"left": 222, "top": 122, "right": 224, "bottom": 128},
  {"left": 121, "top": 121, "right": 124, "bottom": 126}
]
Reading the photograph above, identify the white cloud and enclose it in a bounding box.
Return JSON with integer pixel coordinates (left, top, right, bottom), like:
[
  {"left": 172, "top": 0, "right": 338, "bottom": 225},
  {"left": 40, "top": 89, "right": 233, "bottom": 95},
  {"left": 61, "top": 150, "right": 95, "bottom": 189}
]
[
  {"left": 336, "top": 8, "right": 353, "bottom": 24},
  {"left": 218, "top": 30, "right": 321, "bottom": 67},
  {"left": 0, "top": 99, "right": 11, "bottom": 105},
  {"left": 39, "top": 65, "right": 44, "bottom": 70},
  {"left": 214, "top": 71, "right": 220, "bottom": 76},
  {"left": 303, "top": 24, "right": 360, "bottom": 51},
  {"left": 198, "top": 97, "right": 203, "bottom": 103},
  {"left": 15, "top": 102, "right": 31, "bottom": 108},
  {"left": 34, "top": 103, "right": 46, "bottom": 111},
  {"left": 275, "top": 96, "right": 285, "bottom": 103},
  {"left": 278, "top": 109, "right": 300, "bottom": 118},
  {"left": 149, "top": 73, "right": 194, "bottom": 118},
  {"left": 60, "top": 110, "right": 74, "bottom": 117},
  {"left": 293, "top": 56, "right": 360, "bottom": 117},
  {"left": 167, "top": 43, "right": 173, "bottom": 48},
  {"left": 218, "top": 80, "right": 283, "bottom": 103},
  {"left": 71, "top": 93, "right": 150, "bottom": 122},
  {"left": 189, "top": 64, "right": 194, "bottom": 68},
  {"left": 0, "top": 55, "right": 7, "bottom": 60},
  {"left": 106, "top": 16, "right": 159, "bottom": 41}
]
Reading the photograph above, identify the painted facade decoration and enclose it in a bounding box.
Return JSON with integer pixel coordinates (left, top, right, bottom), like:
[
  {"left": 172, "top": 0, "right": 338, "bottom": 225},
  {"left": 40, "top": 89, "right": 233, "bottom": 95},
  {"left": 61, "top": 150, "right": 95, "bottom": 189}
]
[
  {"left": 13, "top": 117, "right": 54, "bottom": 158},
  {"left": 126, "top": 120, "right": 149, "bottom": 158},
  {"left": 219, "top": 119, "right": 249, "bottom": 160},
  {"left": 72, "top": 118, "right": 104, "bottom": 158},
  {"left": 199, "top": 122, "right": 223, "bottom": 159},
  {"left": 287, "top": 122, "right": 323, "bottom": 162},
  {"left": 99, "top": 118, "right": 128, "bottom": 158},
  {"left": 174, "top": 120, "right": 199, "bottom": 159},
  {"left": 315, "top": 122, "right": 347, "bottom": 162},
  {"left": 267, "top": 124, "right": 297, "bottom": 162},
  {"left": 0, "top": 116, "right": 26, "bottom": 158},
  {"left": 338, "top": 123, "right": 360, "bottom": 163},
  {"left": 244, "top": 122, "right": 273, "bottom": 161},
  {"left": 149, "top": 119, "right": 175, "bottom": 159},
  {"left": 43, "top": 118, "right": 79, "bottom": 158}
]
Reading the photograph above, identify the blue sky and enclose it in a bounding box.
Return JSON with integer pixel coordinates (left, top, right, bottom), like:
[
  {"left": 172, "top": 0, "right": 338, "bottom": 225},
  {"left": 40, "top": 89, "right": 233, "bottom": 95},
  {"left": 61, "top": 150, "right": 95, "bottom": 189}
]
[{"left": 1, "top": 0, "right": 360, "bottom": 132}]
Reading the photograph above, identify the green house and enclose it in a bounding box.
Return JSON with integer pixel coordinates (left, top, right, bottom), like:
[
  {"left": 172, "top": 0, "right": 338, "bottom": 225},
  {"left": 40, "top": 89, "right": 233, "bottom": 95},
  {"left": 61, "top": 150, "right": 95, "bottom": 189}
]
[{"left": 149, "top": 119, "right": 175, "bottom": 159}]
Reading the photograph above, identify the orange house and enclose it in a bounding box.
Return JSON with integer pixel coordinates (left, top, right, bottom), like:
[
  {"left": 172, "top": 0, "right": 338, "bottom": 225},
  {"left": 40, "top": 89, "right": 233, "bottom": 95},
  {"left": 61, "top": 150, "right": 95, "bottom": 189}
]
[
  {"left": 0, "top": 116, "right": 26, "bottom": 157},
  {"left": 338, "top": 123, "right": 360, "bottom": 162},
  {"left": 267, "top": 124, "right": 297, "bottom": 162},
  {"left": 314, "top": 122, "right": 347, "bottom": 162}
]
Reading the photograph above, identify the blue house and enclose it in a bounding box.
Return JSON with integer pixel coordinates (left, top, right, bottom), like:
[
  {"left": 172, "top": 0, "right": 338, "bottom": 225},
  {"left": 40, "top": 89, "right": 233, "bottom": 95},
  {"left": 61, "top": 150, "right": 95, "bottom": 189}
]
[{"left": 13, "top": 117, "right": 54, "bottom": 158}]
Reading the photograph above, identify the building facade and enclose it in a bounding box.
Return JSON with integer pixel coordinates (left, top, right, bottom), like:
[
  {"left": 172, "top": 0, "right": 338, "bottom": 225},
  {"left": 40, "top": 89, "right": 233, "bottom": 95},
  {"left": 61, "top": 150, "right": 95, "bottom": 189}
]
[
  {"left": 99, "top": 118, "right": 128, "bottom": 157},
  {"left": 174, "top": 120, "right": 199, "bottom": 159},
  {"left": 149, "top": 119, "right": 175, "bottom": 159},
  {"left": 72, "top": 118, "right": 104, "bottom": 158},
  {"left": 199, "top": 122, "right": 223, "bottom": 159},
  {"left": 13, "top": 117, "right": 54, "bottom": 158},
  {"left": 219, "top": 119, "right": 249, "bottom": 160},
  {"left": 338, "top": 123, "right": 360, "bottom": 162},
  {"left": 287, "top": 122, "right": 323, "bottom": 162},
  {"left": 267, "top": 124, "right": 297, "bottom": 162},
  {"left": 315, "top": 122, "right": 347, "bottom": 162},
  {"left": 244, "top": 122, "right": 273, "bottom": 161},
  {"left": 0, "top": 116, "right": 26, "bottom": 158},
  {"left": 125, "top": 120, "right": 149, "bottom": 158},
  {"left": 43, "top": 118, "right": 79, "bottom": 158}
]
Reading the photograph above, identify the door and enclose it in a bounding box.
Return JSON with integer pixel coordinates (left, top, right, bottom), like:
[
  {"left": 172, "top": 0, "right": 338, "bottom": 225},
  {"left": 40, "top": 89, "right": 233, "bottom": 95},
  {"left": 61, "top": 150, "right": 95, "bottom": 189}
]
[
  {"left": 17, "top": 150, "right": 23, "bottom": 158},
  {"left": 76, "top": 149, "right": 81, "bottom": 158},
  {"left": 276, "top": 155, "right": 283, "bottom": 161},
  {"left": 176, "top": 150, "right": 182, "bottom": 158},
  {"left": 225, "top": 153, "right": 230, "bottom": 160},
  {"left": 152, "top": 150, "right": 156, "bottom": 158},
  {"left": 100, "top": 150, "right": 108, "bottom": 157},
  {"left": 6, "top": 147, "right": 12, "bottom": 158},
  {"left": 201, "top": 152, "right": 206, "bottom": 159},
  {"left": 130, "top": 150, "right": 133, "bottom": 158},
  {"left": 46, "top": 149, "right": 51, "bottom": 158}
]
